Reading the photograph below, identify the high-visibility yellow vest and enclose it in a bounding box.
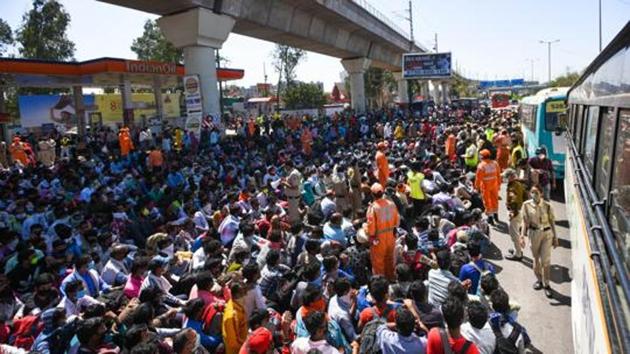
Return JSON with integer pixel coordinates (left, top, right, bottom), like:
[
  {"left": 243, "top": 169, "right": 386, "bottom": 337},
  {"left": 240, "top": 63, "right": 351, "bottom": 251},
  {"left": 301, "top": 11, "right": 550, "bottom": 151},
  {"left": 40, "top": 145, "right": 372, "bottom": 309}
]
[
  {"left": 465, "top": 144, "right": 479, "bottom": 167},
  {"left": 485, "top": 128, "right": 495, "bottom": 141},
  {"left": 407, "top": 171, "right": 426, "bottom": 200}
]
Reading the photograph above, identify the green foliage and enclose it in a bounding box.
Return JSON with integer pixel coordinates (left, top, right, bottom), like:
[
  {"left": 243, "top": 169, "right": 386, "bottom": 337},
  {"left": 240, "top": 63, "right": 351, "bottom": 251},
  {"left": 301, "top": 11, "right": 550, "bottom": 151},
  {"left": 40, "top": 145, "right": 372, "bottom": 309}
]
[
  {"left": 283, "top": 82, "right": 326, "bottom": 110},
  {"left": 16, "top": 0, "right": 75, "bottom": 60},
  {"left": 450, "top": 74, "right": 476, "bottom": 98},
  {"left": 549, "top": 72, "right": 580, "bottom": 87},
  {"left": 0, "top": 18, "right": 13, "bottom": 55},
  {"left": 131, "top": 19, "right": 183, "bottom": 64},
  {"left": 364, "top": 68, "right": 396, "bottom": 108},
  {"left": 272, "top": 45, "right": 306, "bottom": 88}
]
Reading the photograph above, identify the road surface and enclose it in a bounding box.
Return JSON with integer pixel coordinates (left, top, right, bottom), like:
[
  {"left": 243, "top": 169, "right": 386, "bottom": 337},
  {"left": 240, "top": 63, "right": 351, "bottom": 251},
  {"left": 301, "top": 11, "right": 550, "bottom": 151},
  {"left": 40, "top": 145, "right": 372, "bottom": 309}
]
[{"left": 486, "top": 183, "right": 573, "bottom": 353}]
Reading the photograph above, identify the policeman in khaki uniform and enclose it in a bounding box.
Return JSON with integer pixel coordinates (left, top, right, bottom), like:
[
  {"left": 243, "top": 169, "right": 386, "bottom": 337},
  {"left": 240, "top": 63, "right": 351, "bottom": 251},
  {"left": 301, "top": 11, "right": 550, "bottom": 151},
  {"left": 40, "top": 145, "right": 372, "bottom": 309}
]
[
  {"left": 504, "top": 169, "right": 526, "bottom": 261},
  {"left": 520, "top": 185, "right": 558, "bottom": 297},
  {"left": 282, "top": 160, "right": 303, "bottom": 225}
]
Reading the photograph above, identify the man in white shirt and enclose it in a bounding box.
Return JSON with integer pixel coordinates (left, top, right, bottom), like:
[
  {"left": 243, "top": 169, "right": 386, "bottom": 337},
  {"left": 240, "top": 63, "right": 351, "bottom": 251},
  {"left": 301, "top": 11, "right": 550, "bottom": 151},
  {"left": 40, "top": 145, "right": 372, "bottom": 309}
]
[
  {"left": 101, "top": 244, "right": 130, "bottom": 286},
  {"left": 217, "top": 205, "right": 241, "bottom": 247},
  {"left": 291, "top": 311, "right": 340, "bottom": 354},
  {"left": 461, "top": 301, "right": 496, "bottom": 354}
]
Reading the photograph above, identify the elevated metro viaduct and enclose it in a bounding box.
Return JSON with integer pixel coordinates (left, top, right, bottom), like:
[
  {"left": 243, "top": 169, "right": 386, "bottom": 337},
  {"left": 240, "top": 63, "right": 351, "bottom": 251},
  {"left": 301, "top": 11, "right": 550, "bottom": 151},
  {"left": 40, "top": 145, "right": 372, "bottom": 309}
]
[{"left": 97, "top": 0, "right": 452, "bottom": 114}]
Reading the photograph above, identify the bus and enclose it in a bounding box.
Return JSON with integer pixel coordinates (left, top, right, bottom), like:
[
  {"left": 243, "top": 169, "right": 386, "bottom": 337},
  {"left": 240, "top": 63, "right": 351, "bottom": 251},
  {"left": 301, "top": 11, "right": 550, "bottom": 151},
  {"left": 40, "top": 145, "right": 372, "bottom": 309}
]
[
  {"left": 491, "top": 92, "right": 510, "bottom": 109},
  {"left": 519, "top": 87, "right": 570, "bottom": 179},
  {"left": 565, "top": 21, "right": 629, "bottom": 354}
]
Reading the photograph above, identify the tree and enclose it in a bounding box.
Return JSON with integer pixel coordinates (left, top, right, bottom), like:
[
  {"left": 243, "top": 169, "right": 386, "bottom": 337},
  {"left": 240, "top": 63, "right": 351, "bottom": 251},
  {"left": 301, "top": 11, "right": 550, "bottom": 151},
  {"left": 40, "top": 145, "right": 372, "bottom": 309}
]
[
  {"left": 15, "top": 0, "right": 75, "bottom": 60},
  {"left": 549, "top": 72, "right": 580, "bottom": 87},
  {"left": 283, "top": 82, "right": 326, "bottom": 110},
  {"left": 450, "top": 74, "right": 476, "bottom": 98},
  {"left": 364, "top": 68, "right": 396, "bottom": 109},
  {"left": 272, "top": 44, "right": 306, "bottom": 88},
  {"left": 0, "top": 18, "right": 13, "bottom": 55},
  {"left": 131, "top": 19, "right": 183, "bottom": 63}
]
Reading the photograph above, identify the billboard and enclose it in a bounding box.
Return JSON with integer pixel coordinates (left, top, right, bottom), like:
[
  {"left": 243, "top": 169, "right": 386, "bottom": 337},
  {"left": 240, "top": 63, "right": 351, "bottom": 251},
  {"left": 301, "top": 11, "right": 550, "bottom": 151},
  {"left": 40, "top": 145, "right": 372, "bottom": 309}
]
[
  {"left": 18, "top": 93, "right": 181, "bottom": 127},
  {"left": 402, "top": 52, "right": 452, "bottom": 79},
  {"left": 478, "top": 79, "right": 525, "bottom": 89}
]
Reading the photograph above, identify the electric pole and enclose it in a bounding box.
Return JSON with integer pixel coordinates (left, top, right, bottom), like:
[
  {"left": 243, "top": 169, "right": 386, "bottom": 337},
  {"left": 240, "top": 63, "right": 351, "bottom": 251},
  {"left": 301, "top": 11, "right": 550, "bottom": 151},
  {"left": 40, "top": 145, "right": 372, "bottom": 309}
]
[
  {"left": 539, "top": 40, "right": 559, "bottom": 83},
  {"left": 598, "top": 0, "right": 602, "bottom": 51},
  {"left": 434, "top": 33, "right": 438, "bottom": 52},
  {"left": 406, "top": 0, "right": 414, "bottom": 51}
]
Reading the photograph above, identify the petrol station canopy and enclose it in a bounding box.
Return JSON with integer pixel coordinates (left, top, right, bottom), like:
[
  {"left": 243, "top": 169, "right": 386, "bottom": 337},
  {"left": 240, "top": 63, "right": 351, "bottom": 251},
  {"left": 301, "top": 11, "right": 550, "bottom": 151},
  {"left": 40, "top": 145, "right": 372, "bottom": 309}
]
[{"left": 0, "top": 57, "right": 244, "bottom": 88}]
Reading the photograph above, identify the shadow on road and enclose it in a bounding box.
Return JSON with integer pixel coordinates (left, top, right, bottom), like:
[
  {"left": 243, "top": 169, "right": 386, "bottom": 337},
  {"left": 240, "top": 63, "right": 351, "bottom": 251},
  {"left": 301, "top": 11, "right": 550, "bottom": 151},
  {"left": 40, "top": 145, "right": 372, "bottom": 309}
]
[
  {"left": 484, "top": 242, "right": 504, "bottom": 261},
  {"left": 547, "top": 287, "right": 571, "bottom": 307},
  {"left": 555, "top": 220, "right": 570, "bottom": 228},
  {"left": 550, "top": 264, "right": 572, "bottom": 284}
]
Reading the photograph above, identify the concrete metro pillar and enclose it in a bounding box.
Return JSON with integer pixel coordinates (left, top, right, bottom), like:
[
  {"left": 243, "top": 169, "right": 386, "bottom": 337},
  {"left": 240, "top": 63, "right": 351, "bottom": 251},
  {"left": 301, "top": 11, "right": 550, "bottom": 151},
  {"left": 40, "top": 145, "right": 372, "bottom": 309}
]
[
  {"left": 420, "top": 81, "right": 429, "bottom": 100},
  {"left": 392, "top": 72, "right": 408, "bottom": 105},
  {"left": 120, "top": 79, "right": 133, "bottom": 126},
  {"left": 158, "top": 8, "right": 235, "bottom": 119},
  {"left": 442, "top": 81, "right": 450, "bottom": 104},
  {"left": 341, "top": 58, "right": 371, "bottom": 113}
]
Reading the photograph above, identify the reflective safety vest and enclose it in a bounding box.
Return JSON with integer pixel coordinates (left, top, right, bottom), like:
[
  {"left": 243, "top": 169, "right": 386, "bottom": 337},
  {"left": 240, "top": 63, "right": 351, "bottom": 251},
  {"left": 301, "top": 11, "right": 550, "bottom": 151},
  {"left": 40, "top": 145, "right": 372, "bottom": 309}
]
[
  {"left": 366, "top": 198, "right": 400, "bottom": 237},
  {"left": 465, "top": 144, "right": 478, "bottom": 167},
  {"left": 407, "top": 171, "right": 426, "bottom": 200},
  {"left": 475, "top": 160, "right": 501, "bottom": 191},
  {"left": 511, "top": 145, "right": 526, "bottom": 167},
  {"left": 485, "top": 128, "right": 495, "bottom": 142}
]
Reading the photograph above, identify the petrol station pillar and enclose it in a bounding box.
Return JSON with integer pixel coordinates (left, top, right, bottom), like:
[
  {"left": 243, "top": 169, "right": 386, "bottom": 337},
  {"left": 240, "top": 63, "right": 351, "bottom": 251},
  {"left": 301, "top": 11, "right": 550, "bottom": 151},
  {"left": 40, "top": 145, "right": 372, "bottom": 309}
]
[
  {"left": 341, "top": 58, "right": 371, "bottom": 113},
  {"left": 158, "top": 8, "right": 235, "bottom": 119},
  {"left": 392, "top": 72, "right": 408, "bottom": 106},
  {"left": 153, "top": 76, "right": 164, "bottom": 123},
  {"left": 72, "top": 86, "right": 86, "bottom": 140},
  {"left": 120, "top": 79, "right": 133, "bottom": 126}
]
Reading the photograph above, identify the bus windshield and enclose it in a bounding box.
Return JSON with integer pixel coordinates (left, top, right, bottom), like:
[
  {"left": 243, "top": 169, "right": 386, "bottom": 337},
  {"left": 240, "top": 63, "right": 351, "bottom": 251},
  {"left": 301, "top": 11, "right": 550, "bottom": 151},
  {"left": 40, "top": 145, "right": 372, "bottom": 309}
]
[{"left": 545, "top": 99, "right": 567, "bottom": 131}]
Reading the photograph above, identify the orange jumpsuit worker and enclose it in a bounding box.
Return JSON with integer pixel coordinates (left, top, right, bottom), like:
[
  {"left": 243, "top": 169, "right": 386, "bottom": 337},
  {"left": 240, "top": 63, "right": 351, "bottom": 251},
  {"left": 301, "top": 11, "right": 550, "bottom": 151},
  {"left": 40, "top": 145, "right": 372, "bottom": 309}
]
[
  {"left": 445, "top": 130, "right": 457, "bottom": 162},
  {"left": 493, "top": 129, "right": 511, "bottom": 171},
  {"left": 374, "top": 142, "right": 390, "bottom": 186},
  {"left": 475, "top": 149, "right": 502, "bottom": 224},
  {"left": 365, "top": 183, "right": 400, "bottom": 280},
  {"left": 300, "top": 126, "right": 313, "bottom": 156},
  {"left": 118, "top": 127, "right": 134, "bottom": 157},
  {"left": 9, "top": 136, "right": 29, "bottom": 166}
]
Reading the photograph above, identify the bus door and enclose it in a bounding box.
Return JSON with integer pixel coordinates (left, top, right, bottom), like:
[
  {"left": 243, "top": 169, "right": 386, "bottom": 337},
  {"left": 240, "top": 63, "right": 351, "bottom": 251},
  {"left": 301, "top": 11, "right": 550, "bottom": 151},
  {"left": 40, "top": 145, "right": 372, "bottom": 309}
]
[{"left": 544, "top": 99, "right": 568, "bottom": 176}]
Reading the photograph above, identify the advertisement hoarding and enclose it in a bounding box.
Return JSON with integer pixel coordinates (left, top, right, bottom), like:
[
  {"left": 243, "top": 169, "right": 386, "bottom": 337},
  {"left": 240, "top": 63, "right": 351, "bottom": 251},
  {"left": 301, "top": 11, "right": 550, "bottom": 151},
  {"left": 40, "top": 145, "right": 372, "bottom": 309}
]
[
  {"left": 183, "top": 74, "right": 203, "bottom": 138},
  {"left": 402, "top": 52, "right": 452, "bottom": 79}
]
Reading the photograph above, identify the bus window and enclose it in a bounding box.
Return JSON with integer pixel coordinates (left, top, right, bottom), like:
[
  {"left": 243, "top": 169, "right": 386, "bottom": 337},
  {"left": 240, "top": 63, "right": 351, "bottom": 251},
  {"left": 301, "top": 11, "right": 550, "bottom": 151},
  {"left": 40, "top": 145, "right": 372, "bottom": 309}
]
[
  {"left": 521, "top": 104, "right": 537, "bottom": 132},
  {"left": 545, "top": 100, "right": 567, "bottom": 131},
  {"left": 609, "top": 109, "right": 630, "bottom": 271},
  {"left": 595, "top": 108, "right": 616, "bottom": 199},
  {"left": 583, "top": 106, "right": 600, "bottom": 174},
  {"left": 574, "top": 105, "right": 584, "bottom": 149}
]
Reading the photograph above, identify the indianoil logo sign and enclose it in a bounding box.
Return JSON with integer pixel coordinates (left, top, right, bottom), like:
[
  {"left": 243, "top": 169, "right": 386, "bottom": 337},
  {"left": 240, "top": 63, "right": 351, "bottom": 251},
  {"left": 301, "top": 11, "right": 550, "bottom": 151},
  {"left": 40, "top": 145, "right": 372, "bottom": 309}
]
[{"left": 124, "top": 60, "right": 177, "bottom": 75}]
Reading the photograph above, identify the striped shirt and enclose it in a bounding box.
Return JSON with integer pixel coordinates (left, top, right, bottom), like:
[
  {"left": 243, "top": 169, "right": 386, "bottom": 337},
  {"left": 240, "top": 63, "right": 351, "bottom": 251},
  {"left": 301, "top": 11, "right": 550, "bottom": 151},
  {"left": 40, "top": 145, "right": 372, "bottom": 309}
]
[{"left": 427, "top": 269, "right": 460, "bottom": 306}]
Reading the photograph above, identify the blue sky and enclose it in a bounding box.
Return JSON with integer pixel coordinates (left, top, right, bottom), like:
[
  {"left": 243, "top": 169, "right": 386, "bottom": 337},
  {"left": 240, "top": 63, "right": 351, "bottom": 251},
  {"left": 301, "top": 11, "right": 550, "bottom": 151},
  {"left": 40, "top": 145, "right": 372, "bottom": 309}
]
[{"left": 1, "top": 0, "right": 628, "bottom": 91}]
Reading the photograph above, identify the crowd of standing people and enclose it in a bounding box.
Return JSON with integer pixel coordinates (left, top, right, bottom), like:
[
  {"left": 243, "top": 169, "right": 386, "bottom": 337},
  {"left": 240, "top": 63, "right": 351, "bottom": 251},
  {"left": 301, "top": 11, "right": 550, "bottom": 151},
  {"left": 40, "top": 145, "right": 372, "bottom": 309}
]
[{"left": 0, "top": 103, "right": 559, "bottom": 354}]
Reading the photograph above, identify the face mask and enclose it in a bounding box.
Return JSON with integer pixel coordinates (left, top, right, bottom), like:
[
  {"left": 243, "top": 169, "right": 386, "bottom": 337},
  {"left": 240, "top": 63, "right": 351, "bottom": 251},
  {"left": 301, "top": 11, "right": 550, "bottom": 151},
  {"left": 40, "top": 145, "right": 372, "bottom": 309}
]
[
  {"left": 88, "top": 260, "right": 96, "bottom": 270},
  {"left": 532, "top": 192, "right": 541, "bottom": 202}
]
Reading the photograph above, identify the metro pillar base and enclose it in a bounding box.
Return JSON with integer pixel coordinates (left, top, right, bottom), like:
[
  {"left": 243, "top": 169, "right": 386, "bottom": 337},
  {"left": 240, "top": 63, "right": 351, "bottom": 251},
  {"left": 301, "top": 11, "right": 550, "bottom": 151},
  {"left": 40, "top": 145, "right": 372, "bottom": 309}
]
[{"left": 341, "top": 58, "right": 371, "bottom": 114}]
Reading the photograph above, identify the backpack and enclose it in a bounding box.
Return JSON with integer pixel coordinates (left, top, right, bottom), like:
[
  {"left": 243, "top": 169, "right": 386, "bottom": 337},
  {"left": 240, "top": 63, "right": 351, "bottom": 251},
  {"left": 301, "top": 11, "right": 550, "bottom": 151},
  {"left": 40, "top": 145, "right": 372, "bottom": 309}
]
[
  {"left": 10, "top": 315, "right": 42, "bottom": 349},
  {"left": 359, "top": 306, "right": 392, "bottom": 354},
  {"left": 201, "top": 303, "right": 224, "bottom": 336},
  {"left": 439, "top": 328, "right": 473, "bottom": 354},
  {"left": 491, "top": 322, "right": 522, "bottom": 354}
]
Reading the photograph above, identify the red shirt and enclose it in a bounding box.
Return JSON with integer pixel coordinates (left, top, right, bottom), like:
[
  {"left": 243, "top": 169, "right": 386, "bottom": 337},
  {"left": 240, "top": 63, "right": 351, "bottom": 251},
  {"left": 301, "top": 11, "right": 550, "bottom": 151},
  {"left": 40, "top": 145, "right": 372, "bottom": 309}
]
[
  {"left": 359, "top": 304, "right": 397, "bottom": 325},
  {"left": 426, "top": 327, "right": 479, "bottom": 354}
]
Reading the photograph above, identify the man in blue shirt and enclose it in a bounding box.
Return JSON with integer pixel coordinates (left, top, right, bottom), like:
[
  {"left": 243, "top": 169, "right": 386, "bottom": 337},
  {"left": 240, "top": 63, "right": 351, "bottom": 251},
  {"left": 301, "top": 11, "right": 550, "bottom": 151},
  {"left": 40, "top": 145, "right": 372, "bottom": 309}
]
[
  {"left": 323, "top": 213, "right": 347, "bottom": 247},
  {"left": 459, "top": 239, "right": 495, "bottom": 294}
]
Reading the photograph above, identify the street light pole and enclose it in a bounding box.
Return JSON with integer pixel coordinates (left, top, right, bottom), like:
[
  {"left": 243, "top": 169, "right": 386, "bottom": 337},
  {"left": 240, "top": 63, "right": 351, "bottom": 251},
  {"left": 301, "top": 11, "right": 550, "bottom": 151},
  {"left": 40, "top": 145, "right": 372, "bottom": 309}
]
[
  {"left": 539, "top": 40, "right": 560, "bottom": 83},
  {"left": 599, "top": 0, "right": 602, "bottom": 51}
]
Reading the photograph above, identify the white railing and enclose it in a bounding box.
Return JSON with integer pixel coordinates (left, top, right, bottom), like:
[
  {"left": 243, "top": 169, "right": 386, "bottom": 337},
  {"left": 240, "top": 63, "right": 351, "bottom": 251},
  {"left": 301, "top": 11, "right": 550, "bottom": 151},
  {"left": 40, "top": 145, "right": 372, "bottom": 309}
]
[{"left": 351, "top": 0, "right": 427, "bottom": 51}]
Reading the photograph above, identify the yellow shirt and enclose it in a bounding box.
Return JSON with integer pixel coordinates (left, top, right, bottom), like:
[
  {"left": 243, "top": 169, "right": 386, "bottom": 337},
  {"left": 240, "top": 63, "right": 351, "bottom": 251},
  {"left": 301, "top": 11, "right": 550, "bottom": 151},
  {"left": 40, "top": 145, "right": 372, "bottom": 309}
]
[
  {"left": 407, "top": 171, "right": 426, "bottom": 200},
  {"left": 222, "top": 299, "right": 248, "bottom": 354}
]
